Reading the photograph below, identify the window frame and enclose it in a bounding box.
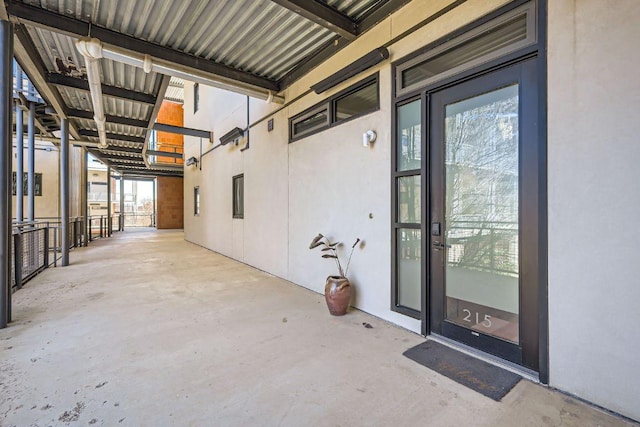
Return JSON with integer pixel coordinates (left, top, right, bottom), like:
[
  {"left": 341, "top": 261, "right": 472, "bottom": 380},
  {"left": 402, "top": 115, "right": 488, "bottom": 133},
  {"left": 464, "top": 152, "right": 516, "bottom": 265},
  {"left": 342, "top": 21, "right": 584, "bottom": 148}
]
[
  {"left": 289, "top": 73, "right": 380, "bottom": 143},
  {"left": 390, "top": 0, "right": 544, "bottom": 326},
  {"left": 232, "top": 174, "right": 244, "bottom": 219},
  {"left": 395, "top": 2, "right": 537, "bottom": 97}
]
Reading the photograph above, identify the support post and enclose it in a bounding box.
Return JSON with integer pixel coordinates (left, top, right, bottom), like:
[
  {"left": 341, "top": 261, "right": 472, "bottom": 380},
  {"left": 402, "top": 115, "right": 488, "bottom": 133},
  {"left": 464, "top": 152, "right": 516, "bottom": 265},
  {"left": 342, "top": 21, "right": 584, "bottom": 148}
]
[
  {"left": 15, "top": 101, "right": 23, "bottom": 222},
  {"left": 119, "top": 176, "right": 124, "bottom": 231},
  {"left": 84, "top": 148, "right": 89, "bottom": 245},
  {"left": 152, "top": 178, "right": 156, "bottom": 228},
  {"left": 0, "top": 19, "right": 14, "bottom": 329},
  {"left": 27, "top": 101, "right": 35, "bottom": 222},
  {"left": 60, "top": 118, "right": 69, "bottom": 266},
  {"left": 106, "top": 166, "right": 111, "bottom": 236}
]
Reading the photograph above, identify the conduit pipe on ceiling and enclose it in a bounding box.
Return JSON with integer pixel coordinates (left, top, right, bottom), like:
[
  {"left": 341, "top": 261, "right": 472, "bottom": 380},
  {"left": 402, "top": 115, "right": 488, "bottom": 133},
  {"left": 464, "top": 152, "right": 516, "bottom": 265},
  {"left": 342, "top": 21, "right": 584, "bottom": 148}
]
[
  {"left": 74, "top": 38, "right": 108, "bottom": 148},
  {"left": 75, "top": 37, "right": 285, "bottom": 104}
]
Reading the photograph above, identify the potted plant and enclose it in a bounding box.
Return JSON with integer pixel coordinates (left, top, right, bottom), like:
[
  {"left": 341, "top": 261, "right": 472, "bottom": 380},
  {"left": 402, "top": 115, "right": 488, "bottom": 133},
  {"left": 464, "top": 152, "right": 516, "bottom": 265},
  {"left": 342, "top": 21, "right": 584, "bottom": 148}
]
[{"left": 309, "top": 233, "right": 361, "bottom": 316}]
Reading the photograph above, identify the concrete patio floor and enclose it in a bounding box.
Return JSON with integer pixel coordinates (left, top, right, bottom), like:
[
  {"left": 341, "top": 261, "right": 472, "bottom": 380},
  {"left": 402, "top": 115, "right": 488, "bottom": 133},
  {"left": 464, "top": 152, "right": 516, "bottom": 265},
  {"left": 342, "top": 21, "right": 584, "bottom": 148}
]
[{"left": 0, "top": 229, "right": 635, "bottom": 427}]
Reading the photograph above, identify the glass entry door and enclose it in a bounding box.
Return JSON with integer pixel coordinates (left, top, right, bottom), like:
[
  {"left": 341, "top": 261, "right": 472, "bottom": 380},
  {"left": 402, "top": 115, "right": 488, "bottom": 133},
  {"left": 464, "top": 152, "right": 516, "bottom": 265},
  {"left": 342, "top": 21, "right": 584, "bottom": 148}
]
[{"left": 429, "top": 60, "right": 539, "bottom": 365}]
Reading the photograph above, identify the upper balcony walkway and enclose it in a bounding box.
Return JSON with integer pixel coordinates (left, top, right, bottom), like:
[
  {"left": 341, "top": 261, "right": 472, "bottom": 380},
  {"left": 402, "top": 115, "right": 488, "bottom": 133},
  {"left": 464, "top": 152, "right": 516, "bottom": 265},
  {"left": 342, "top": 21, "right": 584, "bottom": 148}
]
[{"left": 0, "top": 229, "right": 634, "bottom": 426}]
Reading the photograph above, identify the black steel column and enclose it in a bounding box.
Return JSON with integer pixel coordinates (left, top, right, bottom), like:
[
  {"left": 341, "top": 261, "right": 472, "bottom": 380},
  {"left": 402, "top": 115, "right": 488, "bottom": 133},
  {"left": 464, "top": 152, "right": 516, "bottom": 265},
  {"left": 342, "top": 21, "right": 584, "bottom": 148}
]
[
  {"left": 106, "top": 166, "right": 111, "bottom": 236},
  {"left": 0, "top": 19, "right": 14, "bottom": 329},
  {"left": 152, "top": 178, "right": 156, "bottom": 227},
  {"left": 119, "top": 176, "right": 124, "bottom": 231},
  {"left": 27, "top": 101, "right": 35, "bottom": 222},
  {"left": 15, "top": 101, "right": 23, "bottom": 222},
  {"left": 84, "top": 148, "right": 89, "bottom": 245},
  {"left": 60, "top": 118, "right": 69, "bottom": 266}
]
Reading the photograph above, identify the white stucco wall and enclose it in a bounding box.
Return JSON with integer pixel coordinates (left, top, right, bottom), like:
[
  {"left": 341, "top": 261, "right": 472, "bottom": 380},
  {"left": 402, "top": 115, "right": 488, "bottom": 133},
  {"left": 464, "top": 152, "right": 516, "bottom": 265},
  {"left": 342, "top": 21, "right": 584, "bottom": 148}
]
[{"left": 548, "top": 0, "right": 640, "bottom": 421}]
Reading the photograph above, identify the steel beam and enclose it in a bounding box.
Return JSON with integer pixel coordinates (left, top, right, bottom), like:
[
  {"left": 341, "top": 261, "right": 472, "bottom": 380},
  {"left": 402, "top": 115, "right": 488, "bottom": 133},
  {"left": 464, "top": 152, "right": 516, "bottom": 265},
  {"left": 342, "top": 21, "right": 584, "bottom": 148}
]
[
  {"left": 146, "top": 150, "right": 183, "bottom": 159},
  {"left": 67, "top": 109, "right": 148, "bottom": 128},
  {"left": 79, "top": 129, "right": 145, "bottom": 144},
  {"left": 153, "top": 122, "right": 212, "bottom": 140},
  {"left": 15, "top": 101, "right": 23, "bottom": 222},
  {"left": 7, "top": 1, "right": 279, "bottom": 92},
  {"left": 97, "top": 146, "right": 144, "bottom": 154},
  {"left": 60, "top": 118, "right": 69, "bottom": 266},
  {"left": 270, "top": 0, "right": 357, "bottom": 40},
  {"left": 46, "top": 73, "right": 156, "bottom": 104},
  {"left": 107, "top": 158, "right": 146, "bottom": 165},
  {"left": 26, "top": 101, "right": 35, "bottom": 221},
  {"left": 276, "top": 0, "right": 412, "bottom": 90},
  {"left": 0, "top": 19, "right": 13, "bottom": 328},
  {"left": 100, "top": 153, "right": 143, "bottom": 162}
]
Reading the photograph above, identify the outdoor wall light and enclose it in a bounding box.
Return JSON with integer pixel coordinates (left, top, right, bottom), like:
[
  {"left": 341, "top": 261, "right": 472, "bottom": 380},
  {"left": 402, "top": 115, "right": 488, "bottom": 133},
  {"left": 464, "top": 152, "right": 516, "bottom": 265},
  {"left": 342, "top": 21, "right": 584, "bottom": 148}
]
[
  {"left": 219, "top": 127, "right": 245, "bottom": 146},
  {"left": 186, "top": 156, "right": 199, "bottom": 167},
  {"left": 363, "top": 130, "right": 377, "bottom": 147}
]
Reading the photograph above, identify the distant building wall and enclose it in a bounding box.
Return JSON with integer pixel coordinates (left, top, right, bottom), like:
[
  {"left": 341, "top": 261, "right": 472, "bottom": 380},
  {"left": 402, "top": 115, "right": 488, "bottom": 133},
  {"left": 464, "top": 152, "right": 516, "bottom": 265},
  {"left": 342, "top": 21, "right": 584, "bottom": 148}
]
[
  {"left": 157, "top": 176, "right": 184, "bottom": 229},
  {"left": 155, "top": 101, "right": 184, "bottom": 166},
  {"left": 11, "top": 140, "right": 59, "bottom": 219}
]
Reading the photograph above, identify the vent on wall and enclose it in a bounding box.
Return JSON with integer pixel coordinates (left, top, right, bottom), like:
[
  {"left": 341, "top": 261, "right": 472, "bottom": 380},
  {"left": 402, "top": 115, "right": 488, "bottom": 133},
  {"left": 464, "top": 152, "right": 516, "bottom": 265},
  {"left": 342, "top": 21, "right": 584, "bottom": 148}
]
[{"left": 311, "top": 47, "right": 389, "bottom": 94}]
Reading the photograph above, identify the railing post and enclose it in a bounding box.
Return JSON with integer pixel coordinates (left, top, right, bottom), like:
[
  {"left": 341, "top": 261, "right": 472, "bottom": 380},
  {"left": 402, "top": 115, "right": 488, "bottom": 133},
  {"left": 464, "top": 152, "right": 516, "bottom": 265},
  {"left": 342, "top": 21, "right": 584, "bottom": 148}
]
[
  {"left": 14, "top": 233, "right": 22, "bottom": 290},
  {"left": 53, "top": 225, "right": 57, "bottom": 267},
  {"left": 43, "top": 226, "right": 49, "bottom": 268},
  {"left": 100, "top": 216, "right": 103, "bottom": 238}
]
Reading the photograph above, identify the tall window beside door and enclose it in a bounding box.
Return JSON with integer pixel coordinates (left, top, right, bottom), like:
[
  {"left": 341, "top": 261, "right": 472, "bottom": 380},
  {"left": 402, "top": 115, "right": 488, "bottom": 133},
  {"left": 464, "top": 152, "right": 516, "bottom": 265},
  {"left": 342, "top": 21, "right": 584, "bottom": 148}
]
[{"left": 392, "top": 99, "right": 423, "bottom": 316}]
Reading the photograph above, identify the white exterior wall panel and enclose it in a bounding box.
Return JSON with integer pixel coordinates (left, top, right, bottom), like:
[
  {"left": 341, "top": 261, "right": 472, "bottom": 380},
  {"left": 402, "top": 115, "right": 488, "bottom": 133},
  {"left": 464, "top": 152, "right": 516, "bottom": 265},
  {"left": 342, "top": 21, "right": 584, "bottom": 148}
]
[{"left": 547, "top": 0, "right": 640, "bottom": 421}]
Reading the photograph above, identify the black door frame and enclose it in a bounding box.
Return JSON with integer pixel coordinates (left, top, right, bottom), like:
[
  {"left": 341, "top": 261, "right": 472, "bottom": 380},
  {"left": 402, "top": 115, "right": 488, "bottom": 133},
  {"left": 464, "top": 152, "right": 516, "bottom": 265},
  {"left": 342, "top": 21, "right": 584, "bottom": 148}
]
[
  {"left": 429, "top": 59, "right": 540, "bottom": 368},
  {"left": 390, "top": 0, "right": 548, "bottom": 381}
]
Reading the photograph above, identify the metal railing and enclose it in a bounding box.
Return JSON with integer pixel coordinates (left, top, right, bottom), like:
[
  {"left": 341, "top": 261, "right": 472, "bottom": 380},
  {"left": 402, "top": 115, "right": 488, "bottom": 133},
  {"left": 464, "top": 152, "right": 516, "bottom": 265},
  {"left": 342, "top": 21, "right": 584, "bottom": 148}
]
[
  {"left": 12, "top": 226, "right": 48, "bottom": 290},
  {"left": 123, "top": 213, "right": 156, "bottom": 227},
  {"left": 8, "top": 212, "right": 144, "bottom": 295},
  {"left": 88, "top": 215, "right": 108, "bottom": 241}
]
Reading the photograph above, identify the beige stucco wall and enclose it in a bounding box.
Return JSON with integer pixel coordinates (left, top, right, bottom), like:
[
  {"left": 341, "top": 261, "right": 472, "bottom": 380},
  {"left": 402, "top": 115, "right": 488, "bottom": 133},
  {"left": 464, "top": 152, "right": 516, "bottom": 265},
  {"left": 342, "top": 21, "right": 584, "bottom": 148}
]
[
  {"left": 183, "top": 0, "right": 640, "bottom": 420},
  {"left": 547, "top": 0, "right": 640, "bottom": 421},
  {"left": 184, "top": 0, "right": 511, "bottom": 333},
  {"left": 12, "top": 140, "right": 59, "bottom": 219},
  {"left": 11, "top": 141, "right": 86, "bottom": 221}
]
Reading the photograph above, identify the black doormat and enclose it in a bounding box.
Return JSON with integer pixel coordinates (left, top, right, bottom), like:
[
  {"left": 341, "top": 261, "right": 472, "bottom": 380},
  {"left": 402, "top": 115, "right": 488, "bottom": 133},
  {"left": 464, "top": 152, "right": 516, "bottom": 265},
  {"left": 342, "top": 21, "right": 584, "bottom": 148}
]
[{"left": 403, "top": 341, "right": 521, "bottom": 401}]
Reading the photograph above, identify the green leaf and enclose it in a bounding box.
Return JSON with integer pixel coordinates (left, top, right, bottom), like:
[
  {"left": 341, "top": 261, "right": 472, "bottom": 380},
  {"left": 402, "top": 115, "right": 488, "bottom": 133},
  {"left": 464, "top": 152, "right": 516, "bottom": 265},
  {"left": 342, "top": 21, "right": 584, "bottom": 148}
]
[
  {"left": 321, "top": 247, "right": 333, "bottom": 252},
  {"left": 351, "top": 238, "right": 361, "bottom": 249},
  {"left": 322, "top": 254, "right": 338, "bottom": 259}
]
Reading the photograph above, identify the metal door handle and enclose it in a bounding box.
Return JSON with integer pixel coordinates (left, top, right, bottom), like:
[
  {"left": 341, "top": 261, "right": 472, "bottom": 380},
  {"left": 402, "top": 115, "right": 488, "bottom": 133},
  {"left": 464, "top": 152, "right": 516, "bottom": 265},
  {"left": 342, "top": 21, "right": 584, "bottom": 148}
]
[{"left": 432, "top": 241, "right": 451, "bottom": 250}]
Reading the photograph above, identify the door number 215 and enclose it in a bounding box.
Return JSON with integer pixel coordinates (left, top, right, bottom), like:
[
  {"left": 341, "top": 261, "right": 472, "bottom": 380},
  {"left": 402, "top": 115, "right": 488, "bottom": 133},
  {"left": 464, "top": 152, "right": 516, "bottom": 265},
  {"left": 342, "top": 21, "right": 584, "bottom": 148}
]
[{"left": 462, "top": 309, "right": 492, "bottom": 328}]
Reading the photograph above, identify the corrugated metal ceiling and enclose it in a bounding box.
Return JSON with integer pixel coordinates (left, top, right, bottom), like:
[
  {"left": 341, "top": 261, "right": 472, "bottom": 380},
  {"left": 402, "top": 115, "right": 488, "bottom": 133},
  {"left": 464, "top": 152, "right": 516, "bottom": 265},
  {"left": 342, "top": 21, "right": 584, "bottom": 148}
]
[
  {"left": 322, "top": 0, "right": 386, "bottom": 20},
  {"left": 14, "top": 0, "right": 404, "bottom": 176},
  {"left": 19, "top": 0, "right": 384, "bottom": 81}
]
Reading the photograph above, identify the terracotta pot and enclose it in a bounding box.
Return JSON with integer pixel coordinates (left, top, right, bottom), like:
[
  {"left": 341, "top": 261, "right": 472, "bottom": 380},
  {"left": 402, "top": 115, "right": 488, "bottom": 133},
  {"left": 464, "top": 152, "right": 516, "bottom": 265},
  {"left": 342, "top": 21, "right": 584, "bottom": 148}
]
[{"left": 325, "top": 276, "right": 351, "bottom": 316}]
